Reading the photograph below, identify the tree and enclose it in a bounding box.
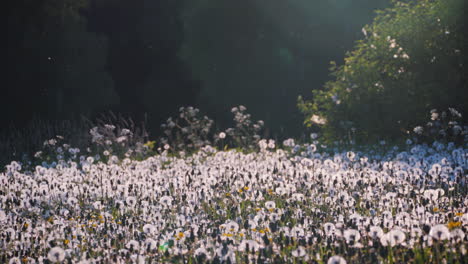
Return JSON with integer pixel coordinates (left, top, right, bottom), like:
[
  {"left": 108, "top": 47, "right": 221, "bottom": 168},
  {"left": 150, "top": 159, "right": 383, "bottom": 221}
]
[{"left": 298, "top": 0, "right": 467, "bottom": 143}]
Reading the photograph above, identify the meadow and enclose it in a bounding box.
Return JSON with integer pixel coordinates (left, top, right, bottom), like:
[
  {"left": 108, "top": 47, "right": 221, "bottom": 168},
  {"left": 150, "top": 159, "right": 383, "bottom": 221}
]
[
  {"left": 1, "top": 113, "right": 467, "bottom": 263},
  {"left": 0, "top": 106, "right": 468, "bottom": 264}
]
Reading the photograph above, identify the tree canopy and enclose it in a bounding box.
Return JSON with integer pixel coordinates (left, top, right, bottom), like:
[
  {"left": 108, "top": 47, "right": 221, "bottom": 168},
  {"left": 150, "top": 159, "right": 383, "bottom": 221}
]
[{"left": 298, "top": 0, "right": 468, "bottom": 143}]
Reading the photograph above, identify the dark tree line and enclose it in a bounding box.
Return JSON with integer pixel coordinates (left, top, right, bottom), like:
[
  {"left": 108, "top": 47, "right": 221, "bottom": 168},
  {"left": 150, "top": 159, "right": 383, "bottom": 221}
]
[
  {"left": 6, "top": 0, "right": 391, "bottom": 140},
  {"left": 5, "top": 0, "right": 200, "bottom": 134}
]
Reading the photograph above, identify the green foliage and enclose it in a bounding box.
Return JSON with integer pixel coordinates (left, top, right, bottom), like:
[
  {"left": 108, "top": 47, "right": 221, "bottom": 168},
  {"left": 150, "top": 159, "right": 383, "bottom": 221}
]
[{"left": 299, "top": 0, "right": 467, "bottom": 144}]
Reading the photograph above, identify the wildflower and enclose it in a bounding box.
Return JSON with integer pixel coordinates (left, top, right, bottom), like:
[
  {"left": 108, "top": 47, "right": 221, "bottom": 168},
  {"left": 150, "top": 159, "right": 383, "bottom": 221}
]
[
  {"left": 328, "top": 256, "right": 347, "bottom": 264},
  {"left": 413, "top": 126, "right": 424, "bottom": 134},
  {"left": 48, "top": 247, "right": 66, "bottom": 263},
  {"left": 225, "top": 221, "right": 239, "bottom": 233},
  {"left": 292, "top": 246, "right": 307, "bottom": 257},
  {"left": 215, "top": 244, "right": 236, "bottom": 262},
  {"left": 160, "top": 196, "right": 173, "bottom": 207},
  {"left": 283, "top": 138, "right": 295, "bottom": 147},
  {"left": 368, "top": 226, "right": 384, "bottom": 239},
  {"left": 9, "top": 257, "right": 21, "bottom": 264},
  {"left": 343, "top": 229, "right": 361, "bottom": 244},
  {"left": 429, "top": 224, "right": 450, "bottom": 240},
  {"left": 126, "top": 196, "right": 137, "bottom": 207},
  {"left": 195, "top": 247, "right": 211, "bottom": 260},
  {"left": 143, "top": 141, "right": 156, "bottom": 150},
  {"left": 450, "top": 229, "right": 465, "bottom": 242},
  {"left": 291, "top": 226, "right": 305, "bottom": 238},
  {"left": 258, "top": 139, "right": 268, "bottom": 150},
  {"left": 126, "top": 240, "right": 140, "bottom": 251},
  {"left": 238, "top": 239, "right": 261, "bottom": 252},
  {"left": 265, "top": 201, "right": 276, "bottom": 211},
  {"left": 218, "top": 132, "right": 226, "bottom": 139},
  {"left": 143, "top": 224, "right": 156, "bottom": 234},
  {"left": 268, "top": 139, "right": 276, "bottom": 149},
  {"left": 175, "top": 232, "right": 185, "bottom": 240},
  {"left": 324, "top": 223, "right": 336, "bottom": 236},
  {"left": 381, "top": 229, "right": 405, "bottom": 246},
  {"left": 346, "top": 151, "right": 356, "bottom": 161}
]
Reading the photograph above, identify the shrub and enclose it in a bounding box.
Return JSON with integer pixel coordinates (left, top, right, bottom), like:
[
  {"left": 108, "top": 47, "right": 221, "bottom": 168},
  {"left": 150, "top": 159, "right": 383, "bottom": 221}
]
[
  {"left": 411, "top": 108, "right": 468, "bottom": 145},
  {"left": 298, "top": 0, "right": 467, "bottom": 144},
  {"left": 224, "top": 105, "right": 265, "bottom": 151},
  {"left": 159, "top": 106, "right": 214, "bottom": 152}
]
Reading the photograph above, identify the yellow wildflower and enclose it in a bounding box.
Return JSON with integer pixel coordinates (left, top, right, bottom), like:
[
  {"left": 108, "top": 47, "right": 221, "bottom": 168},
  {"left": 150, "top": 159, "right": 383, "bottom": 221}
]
[
  {"left": 448, "top": 221, "right": 462, "bottom": 229},
  {"left": 144, "top": 141, "right": 156, "bottom": 150},
  {"left": 175, "top": 232, "right": 184, "bottom": 240}
]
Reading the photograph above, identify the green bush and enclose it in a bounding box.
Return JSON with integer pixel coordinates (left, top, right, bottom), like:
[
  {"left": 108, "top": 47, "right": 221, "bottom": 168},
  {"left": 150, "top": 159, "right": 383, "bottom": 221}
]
[{"left": 298, "top": 0, "right": 467, "bottom": 144}]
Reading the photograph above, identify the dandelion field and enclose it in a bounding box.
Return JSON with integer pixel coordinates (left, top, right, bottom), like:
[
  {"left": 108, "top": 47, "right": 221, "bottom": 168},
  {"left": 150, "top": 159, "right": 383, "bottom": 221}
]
[{"left": 1, "top": 133, "right": 467, "bottom": 263}]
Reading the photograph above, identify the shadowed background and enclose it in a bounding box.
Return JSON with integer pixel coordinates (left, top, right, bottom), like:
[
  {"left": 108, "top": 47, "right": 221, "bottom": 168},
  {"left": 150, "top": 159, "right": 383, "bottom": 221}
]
[{"left": 5, "top": 0, "right": 389, "bottom": 139}]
